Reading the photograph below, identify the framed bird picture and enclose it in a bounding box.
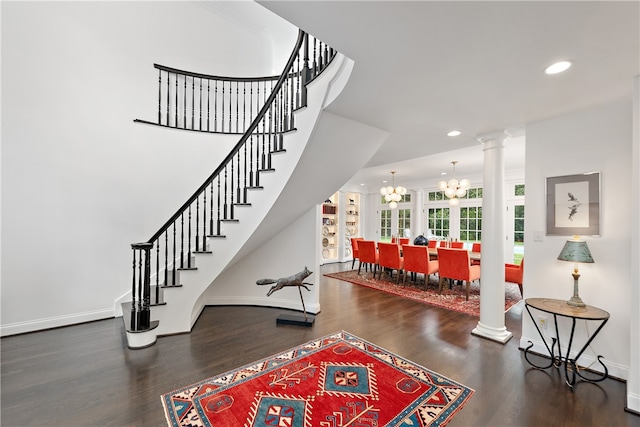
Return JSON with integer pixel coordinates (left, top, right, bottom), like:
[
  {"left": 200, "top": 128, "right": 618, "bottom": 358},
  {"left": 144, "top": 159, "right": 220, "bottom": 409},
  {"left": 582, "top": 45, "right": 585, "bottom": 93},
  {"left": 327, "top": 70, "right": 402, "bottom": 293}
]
[{"left": 546, "top": 172, "right": 600, "bottom": 236}]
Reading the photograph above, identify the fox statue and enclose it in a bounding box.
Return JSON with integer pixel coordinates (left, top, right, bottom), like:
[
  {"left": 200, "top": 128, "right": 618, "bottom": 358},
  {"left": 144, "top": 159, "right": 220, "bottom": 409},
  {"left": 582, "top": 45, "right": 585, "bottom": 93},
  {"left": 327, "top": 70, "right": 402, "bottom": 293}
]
[{"left": 256, "top": 267, "right": 314, "bottom": 297}]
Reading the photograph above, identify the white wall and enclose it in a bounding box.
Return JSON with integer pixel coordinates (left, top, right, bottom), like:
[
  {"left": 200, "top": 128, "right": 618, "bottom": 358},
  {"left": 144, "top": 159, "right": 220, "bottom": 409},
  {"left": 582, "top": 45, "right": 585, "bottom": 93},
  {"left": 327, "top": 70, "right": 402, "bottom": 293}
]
[
  {"left": 522, "top": 99, "right": 634, "bottom": 380},
  {"left": 0, "top": 1, "right": 296, "bottom": 334}
]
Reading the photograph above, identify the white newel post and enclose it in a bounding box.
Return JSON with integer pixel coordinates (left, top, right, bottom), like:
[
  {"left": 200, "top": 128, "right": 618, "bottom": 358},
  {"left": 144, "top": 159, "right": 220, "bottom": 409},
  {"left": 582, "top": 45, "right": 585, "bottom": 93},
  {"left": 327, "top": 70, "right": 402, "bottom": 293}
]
[{"left": 472, "top": 131, "right": 513, "bottom": 343}]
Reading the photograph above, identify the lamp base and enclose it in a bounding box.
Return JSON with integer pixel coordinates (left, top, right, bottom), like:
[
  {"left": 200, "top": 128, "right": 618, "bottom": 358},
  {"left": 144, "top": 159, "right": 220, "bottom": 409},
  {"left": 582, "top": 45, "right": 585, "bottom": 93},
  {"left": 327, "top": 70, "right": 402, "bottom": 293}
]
[{"left": 566, "top": 296, "right": 586, "bottom": 307}]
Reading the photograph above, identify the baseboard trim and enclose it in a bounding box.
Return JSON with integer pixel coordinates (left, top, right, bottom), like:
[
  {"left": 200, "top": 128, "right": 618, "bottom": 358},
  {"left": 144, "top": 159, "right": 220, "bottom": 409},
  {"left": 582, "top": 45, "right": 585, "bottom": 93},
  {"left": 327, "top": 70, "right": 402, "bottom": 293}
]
[{"left": 0, "top": 308, "right": 114, "bottom": 337}]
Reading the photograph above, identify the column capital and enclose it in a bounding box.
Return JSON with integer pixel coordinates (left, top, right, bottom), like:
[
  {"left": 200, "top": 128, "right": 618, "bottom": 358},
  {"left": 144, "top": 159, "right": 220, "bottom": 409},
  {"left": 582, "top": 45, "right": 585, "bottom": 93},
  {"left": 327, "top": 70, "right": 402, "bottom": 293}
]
[{"left": 476, "top": 129, "right": 513, "bottom": 145}]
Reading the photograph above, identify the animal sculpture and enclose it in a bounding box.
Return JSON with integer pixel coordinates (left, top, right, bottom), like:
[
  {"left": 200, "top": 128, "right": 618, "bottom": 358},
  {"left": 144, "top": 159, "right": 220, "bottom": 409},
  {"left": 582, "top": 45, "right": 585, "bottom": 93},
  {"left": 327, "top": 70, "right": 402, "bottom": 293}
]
[{"left": 256, "top": 267, "right": 313, "bottom": 297}]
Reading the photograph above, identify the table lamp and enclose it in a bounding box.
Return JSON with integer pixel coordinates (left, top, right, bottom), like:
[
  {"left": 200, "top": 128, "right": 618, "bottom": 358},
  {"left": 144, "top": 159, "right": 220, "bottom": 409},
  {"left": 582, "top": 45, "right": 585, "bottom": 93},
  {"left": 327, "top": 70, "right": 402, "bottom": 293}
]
[{"left": 557, "top": 236, "right": 594, "bottom": 307}]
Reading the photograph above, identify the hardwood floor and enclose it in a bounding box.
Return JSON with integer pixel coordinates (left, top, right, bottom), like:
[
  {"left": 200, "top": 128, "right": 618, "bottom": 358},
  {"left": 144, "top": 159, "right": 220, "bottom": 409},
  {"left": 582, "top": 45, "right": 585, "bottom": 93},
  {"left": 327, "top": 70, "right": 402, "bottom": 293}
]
[{"left": 1, "top": 262, "right": 637, "bottom": 426}]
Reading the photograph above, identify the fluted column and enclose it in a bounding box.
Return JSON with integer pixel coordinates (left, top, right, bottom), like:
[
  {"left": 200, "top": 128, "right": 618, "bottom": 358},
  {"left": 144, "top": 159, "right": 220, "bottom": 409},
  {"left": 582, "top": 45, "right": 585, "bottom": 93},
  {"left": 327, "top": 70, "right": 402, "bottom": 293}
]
[{"left": 472, "top": 130, "right": 512, "bottom": 343}]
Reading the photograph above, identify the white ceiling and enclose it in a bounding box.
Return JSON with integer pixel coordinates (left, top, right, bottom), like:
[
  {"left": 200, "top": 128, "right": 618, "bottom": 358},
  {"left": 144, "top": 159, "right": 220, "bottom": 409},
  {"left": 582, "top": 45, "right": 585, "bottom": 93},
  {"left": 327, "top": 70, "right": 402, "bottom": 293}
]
[{"left": 257, "top": 1, "right": 639, "bottom": 190}]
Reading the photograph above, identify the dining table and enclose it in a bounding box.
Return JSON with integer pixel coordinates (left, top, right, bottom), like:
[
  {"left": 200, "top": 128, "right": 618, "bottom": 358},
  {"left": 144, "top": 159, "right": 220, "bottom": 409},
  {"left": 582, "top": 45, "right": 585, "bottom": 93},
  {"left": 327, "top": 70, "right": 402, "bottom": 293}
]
[{"left": 427, "top": 247, "right": 481, "bottom": 262}]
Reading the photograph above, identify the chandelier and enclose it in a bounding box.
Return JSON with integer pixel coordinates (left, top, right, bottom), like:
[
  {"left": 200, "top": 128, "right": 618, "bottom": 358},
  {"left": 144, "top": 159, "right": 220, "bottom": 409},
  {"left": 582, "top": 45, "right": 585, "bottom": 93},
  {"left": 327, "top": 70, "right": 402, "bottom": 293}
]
[
  {"left": 380, "top": 171, "right": 407, "bottom": 209},
  {"left": 438, "top": 161, "right": 470, "bottom": 206}
]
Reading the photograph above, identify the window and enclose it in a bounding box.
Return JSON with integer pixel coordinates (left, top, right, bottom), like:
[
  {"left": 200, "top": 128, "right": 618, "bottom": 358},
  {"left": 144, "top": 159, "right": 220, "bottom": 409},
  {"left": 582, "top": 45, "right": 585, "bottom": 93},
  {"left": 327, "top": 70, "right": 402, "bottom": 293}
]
[
  {"left": 459, "top": 206, "right": 482, "bottom": 242},
  {"left": 515, "top": 184, "right": 525, "bottom": 196},
  {"left": 427, "top": 208, "right": 449, "bottom": 238},
  {"left": 398, "top": 209, "right": 411, "bottom": 237},
  {"left": 380, "top": 209, "right": 392, "bottom": 242},
  {"left": 380, "top": 193, "right": 412, "bottom": 204}
]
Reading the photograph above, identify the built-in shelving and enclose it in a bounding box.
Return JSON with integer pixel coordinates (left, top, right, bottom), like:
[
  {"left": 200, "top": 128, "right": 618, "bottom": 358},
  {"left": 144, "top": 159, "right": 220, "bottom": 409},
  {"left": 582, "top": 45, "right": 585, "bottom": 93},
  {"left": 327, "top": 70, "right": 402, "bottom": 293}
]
[
  {"left": 320, "top": 191, "right": 362, "bottom": 265},
  {"left": 321, "top": 193, "right": 339, "bottom": 263}
]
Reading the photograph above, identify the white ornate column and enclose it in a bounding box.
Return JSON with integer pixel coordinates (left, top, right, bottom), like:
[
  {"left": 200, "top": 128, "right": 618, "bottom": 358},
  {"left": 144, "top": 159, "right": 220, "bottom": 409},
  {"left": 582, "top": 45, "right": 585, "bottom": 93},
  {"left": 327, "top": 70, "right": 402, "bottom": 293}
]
[{"left": 472, "top": 130, "right": 513, "bottom": 343}]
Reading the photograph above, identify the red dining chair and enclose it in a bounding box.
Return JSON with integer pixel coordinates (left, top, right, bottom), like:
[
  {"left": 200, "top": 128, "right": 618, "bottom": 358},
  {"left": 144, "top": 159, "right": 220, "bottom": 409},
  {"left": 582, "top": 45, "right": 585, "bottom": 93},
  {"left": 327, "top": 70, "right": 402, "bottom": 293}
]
[
  {"left": 505, "top": 258, "right": 524, "bottom": 296},
  {"left": 357, "top": 240, "right": 379, "bottom": 277},
  {"left": 401, "top": 244, "right": 439, "bottom": 286},
  {"left": 471, "top": 242, "right": 481, "bottom": 265},
  {"left": 437, "top": 247, "right": 481, "bottom": 301},
  {"left": 350, "top": 237, "right": 365, "bottom": 269},
  {"left": 450, "top": 241, "right": 464, "bottom": 249},
  {"left": 377, "top": 242, "right": 404, "bottom": 283},
  {"left": 428, "top": 240, "right": 437, "bottom": 248},
  {"left": 398, "top": 238, "right": 410, "bottom": 246}
]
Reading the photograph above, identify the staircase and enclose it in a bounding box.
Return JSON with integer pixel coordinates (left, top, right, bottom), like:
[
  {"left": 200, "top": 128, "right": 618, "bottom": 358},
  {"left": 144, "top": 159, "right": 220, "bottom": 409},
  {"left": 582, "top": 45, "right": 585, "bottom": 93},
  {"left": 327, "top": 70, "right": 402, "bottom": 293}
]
[{"left": 120, "top": 28, "right": 389, "bottom": 348}]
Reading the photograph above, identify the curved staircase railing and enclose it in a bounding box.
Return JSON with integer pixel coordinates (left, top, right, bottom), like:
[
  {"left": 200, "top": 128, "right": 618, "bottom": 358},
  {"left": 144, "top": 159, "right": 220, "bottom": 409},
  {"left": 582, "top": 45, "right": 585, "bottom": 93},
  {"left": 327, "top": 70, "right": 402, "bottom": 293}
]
[{"left": 128, "top": 30, "right": 336, "bottom": 334}]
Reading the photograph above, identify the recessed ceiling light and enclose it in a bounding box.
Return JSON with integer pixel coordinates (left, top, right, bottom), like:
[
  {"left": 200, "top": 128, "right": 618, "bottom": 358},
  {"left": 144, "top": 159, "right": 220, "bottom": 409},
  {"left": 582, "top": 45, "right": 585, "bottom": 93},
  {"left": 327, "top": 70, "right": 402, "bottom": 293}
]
[
  {"left": 545, "top": 61, "right": 572, "bottom": 75},
  {"left": 447, "top": 130, "right": 461, "bottom": 137},
  {"left": 441, "top": 172, "right": 447, "bottom": 176}
]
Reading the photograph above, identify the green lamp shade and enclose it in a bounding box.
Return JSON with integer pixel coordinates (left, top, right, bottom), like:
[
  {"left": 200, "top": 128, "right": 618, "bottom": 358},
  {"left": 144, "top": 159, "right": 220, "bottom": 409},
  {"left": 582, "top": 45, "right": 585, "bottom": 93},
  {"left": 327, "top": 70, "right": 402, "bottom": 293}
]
[{"left": 557, "top": 239, "right": 594, "bottom": 264}]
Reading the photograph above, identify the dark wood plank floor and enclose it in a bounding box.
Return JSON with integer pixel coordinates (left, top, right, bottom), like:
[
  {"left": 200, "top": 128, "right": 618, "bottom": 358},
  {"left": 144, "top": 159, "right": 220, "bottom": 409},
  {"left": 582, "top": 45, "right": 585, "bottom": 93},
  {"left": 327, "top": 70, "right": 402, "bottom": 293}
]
[{"left": 2, "top": 262, "right": 637, "bottom": 426}]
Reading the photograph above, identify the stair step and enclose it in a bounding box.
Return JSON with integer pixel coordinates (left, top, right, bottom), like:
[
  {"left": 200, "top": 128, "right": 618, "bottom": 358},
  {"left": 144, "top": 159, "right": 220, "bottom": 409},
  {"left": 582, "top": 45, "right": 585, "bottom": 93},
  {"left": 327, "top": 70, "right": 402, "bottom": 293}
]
[
  {"left": 121, "top": 302, "right": 160, "bottom": 334},
  {"left": 207, "top": 234, "right": 227, "bottom": 238},
  {"left": 221, "top": 219, "right": 239, "bottom": 223},
  {"left": 259, "top": 168, "right": 276, "bottom": 173},
  {"left": 193, "top": 250, "right": 212, "bottom": 254}
]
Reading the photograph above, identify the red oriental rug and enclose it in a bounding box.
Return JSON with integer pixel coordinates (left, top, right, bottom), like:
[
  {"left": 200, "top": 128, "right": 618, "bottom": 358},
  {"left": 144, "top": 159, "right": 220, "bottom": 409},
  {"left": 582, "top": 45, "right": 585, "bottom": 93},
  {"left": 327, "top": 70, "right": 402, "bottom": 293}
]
[
  {"left": 161, "top": 331, "right": 474, "bottom": 426},
  {"left": 324, "top": 270, "right": 521, "bottom": 317}
]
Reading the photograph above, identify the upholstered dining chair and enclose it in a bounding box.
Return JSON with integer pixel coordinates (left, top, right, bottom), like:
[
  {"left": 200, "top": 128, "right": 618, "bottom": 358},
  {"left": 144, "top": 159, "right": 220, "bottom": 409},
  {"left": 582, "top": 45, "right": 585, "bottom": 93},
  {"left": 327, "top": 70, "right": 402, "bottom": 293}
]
[
  {"left": 401, "top": 244, "right": 439, "bottom": 286},
  {"left": 377, "top": 242, "right": 404, "bottom": 283},
  {"left": 505, "top": 258, "right": 524, "bottom": 296},
  {"left": 450, "top": 241, "right": 464, "bottom": 249},
  {"left": 471, "top": 242, "right": 481, "bottom": 265},
  {"left": 350, "top": 237, "right": 365, "bottom": 269},
  {"left": 428, "top": 240, "right": 437, "bottom": 248},
  {"left": 357, "top": 240, "right": 379, "bottom": 277},
  {"left": 437, "top": 247, "right": 481, "bottom": 301},
  {"left": 398, "top": 237, "right": 410, "bottom": 246}
]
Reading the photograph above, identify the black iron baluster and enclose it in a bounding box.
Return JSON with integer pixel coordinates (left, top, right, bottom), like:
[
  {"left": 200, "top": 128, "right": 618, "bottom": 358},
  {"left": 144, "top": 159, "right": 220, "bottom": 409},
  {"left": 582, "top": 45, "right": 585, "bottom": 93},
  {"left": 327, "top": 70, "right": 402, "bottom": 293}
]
[
  {"left": 223, "top": 166, "right": 228, "bottom": 220},
  {"left": 209, "top": 180, "right": 214, "bottom": 236},
  {"left": 183, "top": 75, "right": 187, "bottom": 129},
  {"left": 155, "top": 240, "right": 159, "bottom": 304},
  {"left": 199, "top": 78, "right": 203, "bottom": 131},
  {"left": 191, "top": 76, "right": 195, "bottom": 130},
  {"left": 229, "top": 157, "right": 235, "bottom": 220},
  {"left": 187, "top": 206, "right": 192, "bottom": 268},
  {"left": 175, "top": 73, "right": 179, "bottom": 128},
  {"left": 207, "top": 80, "right": 210, "bottom": 132},
  {"left": 164, "top": 231, "right": 168, "bottom": 287},
  {"left": 301, "top": 33, "right": 310, "bottom": 107},
  {"left": 296, "top": 52, "right": 302, "bottom": 110},
  {"left": 313, "top": 38, "right": 318, "bottom": 76},
  {"left": 249, "top": 133, "right": 255, "bottom": 187},
  {"left": 214, "top": 80, "right": 218, "bottom": 132},
  {"left": 195, "top": 197, "right": 200, "bottom": 252},
  {"left": 216, "top": 175, "right": 221, "bottom": 235},
  {"left": 236, "top": 150, "right": 241, "bottom": 205},
  {"left": 166, "top": 71, "right": 170, "bottom": 126},
  {"left": 158, "top": 69, "right": 162, "bottom": 125},
  {"left": 228, "top": 81, "right": 232, "bottom": 133},
  {"left": 172, "top": 222, "right": 177, "bottom": 286},
  {"left": 131, "top": 248, "right": 137, "bottom": 329},
  {"left": 180, "top": 213, "right": 185, "bottom": 268},
  {"left": 202, "top": 189, "right": 207, "bottom": 249},
  {"left": 235, "top": 82, "right": 239, "bottom": 133},
  {"left": 243, "top": 133, "right": 248, "bottom": 202},
  {"left": 221, "top": 81, "right": 225, "bottom": 133},
  {"left": 242, "top": 81, "right": 246, "bottom": 133}
]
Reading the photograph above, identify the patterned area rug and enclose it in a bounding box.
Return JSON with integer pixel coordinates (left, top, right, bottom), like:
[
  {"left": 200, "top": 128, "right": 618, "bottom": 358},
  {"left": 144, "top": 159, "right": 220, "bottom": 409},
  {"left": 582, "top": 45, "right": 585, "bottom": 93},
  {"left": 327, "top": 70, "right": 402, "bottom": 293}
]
[
  {"left": 324, "top": 270, "right": 521, "bottom": 317},
  {"left": 161, "top": 331, "right": 474, "bottom": 426}
]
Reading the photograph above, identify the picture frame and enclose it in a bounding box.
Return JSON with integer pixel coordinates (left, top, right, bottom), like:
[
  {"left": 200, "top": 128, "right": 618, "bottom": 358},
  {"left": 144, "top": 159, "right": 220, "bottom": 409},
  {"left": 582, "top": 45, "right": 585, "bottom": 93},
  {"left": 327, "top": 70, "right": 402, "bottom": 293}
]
[{"left": 546, "top": 172, "right": 600, "bottom": 236}]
